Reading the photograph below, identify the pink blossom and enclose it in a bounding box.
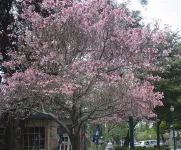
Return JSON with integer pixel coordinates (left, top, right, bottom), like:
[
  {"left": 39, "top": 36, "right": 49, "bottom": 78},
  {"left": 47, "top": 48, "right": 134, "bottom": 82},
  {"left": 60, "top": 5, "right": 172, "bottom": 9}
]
[{"left": 0, "top": 0, "right": 170, "bottom": 126}]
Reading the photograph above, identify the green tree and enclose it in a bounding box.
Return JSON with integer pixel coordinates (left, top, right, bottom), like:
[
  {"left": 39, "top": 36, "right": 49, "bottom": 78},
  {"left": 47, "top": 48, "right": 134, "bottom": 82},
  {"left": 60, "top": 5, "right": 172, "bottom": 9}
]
[
  {"left": 104, "top": 122, "right": 128, "bottom": 145},
  {"left": 152, "top": 32, "right": 181, "bottom": 146},
  {"left": 154, "top": 41, "right": 181, "bottom": 124},
  {"left": 135, "top": 123, "right": 156, "bottom": 141}
]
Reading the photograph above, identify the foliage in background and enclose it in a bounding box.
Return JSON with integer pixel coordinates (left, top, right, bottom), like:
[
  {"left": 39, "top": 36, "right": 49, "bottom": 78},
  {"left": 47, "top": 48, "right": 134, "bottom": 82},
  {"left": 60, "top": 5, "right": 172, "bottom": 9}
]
[
  {"left": 153, "top": 32, "right": 181, "bottom": 127},
  {"left": 134, "top": 123, "right": 156, "bottom": 141},
  {"left": 104, "top": 122, "right": 128, "bottom": 144}
]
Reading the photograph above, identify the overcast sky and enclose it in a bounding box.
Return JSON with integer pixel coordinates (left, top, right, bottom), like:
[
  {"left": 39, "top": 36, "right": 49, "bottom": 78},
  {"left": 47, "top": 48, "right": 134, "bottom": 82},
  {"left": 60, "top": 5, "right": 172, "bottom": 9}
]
[{"left": 122, "top": 0, "right": 181, "bottom": 33}]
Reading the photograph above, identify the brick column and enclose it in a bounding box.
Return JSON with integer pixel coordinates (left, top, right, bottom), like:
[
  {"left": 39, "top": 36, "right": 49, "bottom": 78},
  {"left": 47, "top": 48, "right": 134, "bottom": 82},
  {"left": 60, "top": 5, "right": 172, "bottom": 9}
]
[{"left": 49, "top": 121, "right": 59, "bottom": 150}]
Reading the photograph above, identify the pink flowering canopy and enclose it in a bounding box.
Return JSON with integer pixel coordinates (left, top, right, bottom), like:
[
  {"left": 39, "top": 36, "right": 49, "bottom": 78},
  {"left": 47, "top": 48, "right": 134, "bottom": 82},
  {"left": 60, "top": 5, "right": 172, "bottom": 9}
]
[{"left": 0, "top": 0, "right": 169, "bottom": 131}]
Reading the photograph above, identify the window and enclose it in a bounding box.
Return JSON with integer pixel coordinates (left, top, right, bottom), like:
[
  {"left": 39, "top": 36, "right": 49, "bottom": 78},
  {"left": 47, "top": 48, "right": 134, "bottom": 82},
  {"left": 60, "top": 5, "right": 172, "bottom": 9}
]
[
  {"left": 62, "top": 137, "right": 68, "bottom": 144},
  {"left": 145, "top": 141, "right": 149, "bottom": 145},
  {"left": 150, "top": 141, "right": 156, "bottom": 144},
  {"left": 0, "top": 128, "right": 5, "bottom": 150},
  {"left": 23, "top": 127, "right": 45, "bottom": 150}
]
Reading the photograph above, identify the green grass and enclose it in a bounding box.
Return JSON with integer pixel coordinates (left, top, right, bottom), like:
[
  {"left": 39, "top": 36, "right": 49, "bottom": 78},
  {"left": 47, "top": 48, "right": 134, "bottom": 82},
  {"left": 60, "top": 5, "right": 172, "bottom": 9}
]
[{"left": 88, "top": 145, "right": 105, "bottom": 150}]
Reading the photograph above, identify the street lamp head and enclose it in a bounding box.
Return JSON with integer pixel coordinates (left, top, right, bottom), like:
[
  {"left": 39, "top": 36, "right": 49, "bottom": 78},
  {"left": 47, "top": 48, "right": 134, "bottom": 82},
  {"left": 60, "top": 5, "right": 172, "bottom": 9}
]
[{"left": 170, "top": 105, "right": 174, "bottom": 112}]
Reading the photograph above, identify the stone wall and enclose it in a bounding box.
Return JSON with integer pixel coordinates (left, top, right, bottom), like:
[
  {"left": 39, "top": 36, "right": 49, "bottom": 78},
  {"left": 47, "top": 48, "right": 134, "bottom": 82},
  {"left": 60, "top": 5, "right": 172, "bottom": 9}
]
[{"left": 49, "top": 120, "right": 59, "bottom": 150}]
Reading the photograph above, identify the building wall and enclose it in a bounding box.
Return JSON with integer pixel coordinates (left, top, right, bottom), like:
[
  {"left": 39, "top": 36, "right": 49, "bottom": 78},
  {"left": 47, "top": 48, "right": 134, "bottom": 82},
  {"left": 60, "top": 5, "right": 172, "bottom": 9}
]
[
  {"left": 49, "top": 120, "right": 59, "bottom": 150},
  {"left": 25, "top": 119, "right": 59, "bottom": 150}
]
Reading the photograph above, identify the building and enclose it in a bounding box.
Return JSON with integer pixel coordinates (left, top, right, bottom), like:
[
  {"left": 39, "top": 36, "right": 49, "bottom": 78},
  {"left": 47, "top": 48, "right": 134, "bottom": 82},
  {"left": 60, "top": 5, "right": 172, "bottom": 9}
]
[{"left": 0, "top": 113, "right": 71, "bottom": 150}]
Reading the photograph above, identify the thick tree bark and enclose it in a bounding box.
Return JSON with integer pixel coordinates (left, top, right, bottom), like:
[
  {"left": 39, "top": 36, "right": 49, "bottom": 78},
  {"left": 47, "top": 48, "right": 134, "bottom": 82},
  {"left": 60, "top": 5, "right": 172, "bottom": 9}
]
[{"left": 69, "top": 134, "right": 80, "bottom": 150}]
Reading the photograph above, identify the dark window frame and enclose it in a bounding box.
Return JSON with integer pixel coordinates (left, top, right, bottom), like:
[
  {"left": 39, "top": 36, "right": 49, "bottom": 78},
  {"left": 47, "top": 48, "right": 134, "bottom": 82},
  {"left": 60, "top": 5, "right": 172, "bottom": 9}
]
[{"left": 23, "top": 127, "right": 45, "bottom": 150}]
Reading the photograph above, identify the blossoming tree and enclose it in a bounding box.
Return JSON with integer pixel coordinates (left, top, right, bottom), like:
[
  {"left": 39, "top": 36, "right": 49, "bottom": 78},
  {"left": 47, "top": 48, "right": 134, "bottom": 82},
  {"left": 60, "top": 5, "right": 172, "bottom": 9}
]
[{"left": 0, "top": 0, "right": 169, "bottom": 149}]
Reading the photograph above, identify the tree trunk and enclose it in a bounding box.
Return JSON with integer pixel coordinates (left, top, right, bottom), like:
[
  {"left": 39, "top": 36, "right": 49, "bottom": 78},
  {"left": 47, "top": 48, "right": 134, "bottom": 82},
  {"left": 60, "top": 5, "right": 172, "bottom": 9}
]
[
  {"left": 161, "top": 134, "right": 165, "bottom": 143},
  {"left": 69, "top": 134, "right": 81, "bottom": 150},
  {"left": 124, "top": 130, "right": 129, "bottom": 147},
  {"left": 4, "top": 126, "right": 12, "bottom": 150},
  {"left": 4, "top": 113, "right": 13, "bottom": 150},
  {"left": 113, "top": 138, "right": 120, "bottom": 145}
]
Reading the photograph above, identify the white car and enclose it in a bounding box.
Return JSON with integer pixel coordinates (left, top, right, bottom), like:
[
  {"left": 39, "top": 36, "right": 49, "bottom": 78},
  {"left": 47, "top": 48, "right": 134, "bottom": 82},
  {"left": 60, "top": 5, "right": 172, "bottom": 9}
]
[
  {"left": 134, "top": 142, "right": 141, "bottom": 147},
  {"left": 140, "top": 140, "right": 157, "bottom": 148},
  {"left": 128, "top": 142, "right": 141, "bottom": 148}
]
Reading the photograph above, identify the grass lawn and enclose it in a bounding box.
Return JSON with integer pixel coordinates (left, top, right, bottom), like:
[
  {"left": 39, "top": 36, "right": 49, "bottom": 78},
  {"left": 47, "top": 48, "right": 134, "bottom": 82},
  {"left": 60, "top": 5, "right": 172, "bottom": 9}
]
[{"left": 88, "top": 145, "right": 105, "bottom": 150}]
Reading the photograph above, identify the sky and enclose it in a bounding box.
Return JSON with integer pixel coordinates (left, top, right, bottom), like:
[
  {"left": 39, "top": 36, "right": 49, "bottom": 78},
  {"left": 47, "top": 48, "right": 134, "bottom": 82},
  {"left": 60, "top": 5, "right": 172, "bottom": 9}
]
[{"left": 122, "top": 0, "right": 181, "bottom": 33}]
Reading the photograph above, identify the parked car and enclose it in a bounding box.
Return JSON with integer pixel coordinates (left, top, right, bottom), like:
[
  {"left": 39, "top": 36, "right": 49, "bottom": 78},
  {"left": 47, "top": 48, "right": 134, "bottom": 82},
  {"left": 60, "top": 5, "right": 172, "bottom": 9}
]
[
  {"left": 128, "top": 142, "right": 141, "bottom": 148},
  {"left": 140, "top": 140, "right": 157, "bottom": 148},
  {"left": 134, "top": 142, "right": 141, "bottom": 147}
]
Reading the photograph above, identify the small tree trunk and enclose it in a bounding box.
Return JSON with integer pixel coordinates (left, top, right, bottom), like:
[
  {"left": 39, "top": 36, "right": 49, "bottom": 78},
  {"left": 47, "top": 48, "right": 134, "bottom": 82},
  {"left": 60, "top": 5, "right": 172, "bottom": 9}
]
[
  {"left": 114, "top": 138, "right": 120, "bottom": 145},
  {"left": 124, "top": 130, "right": 129, "bottom": 147},
  {"left": 161, "top": 135, "right": 165, "bottom": 143}
]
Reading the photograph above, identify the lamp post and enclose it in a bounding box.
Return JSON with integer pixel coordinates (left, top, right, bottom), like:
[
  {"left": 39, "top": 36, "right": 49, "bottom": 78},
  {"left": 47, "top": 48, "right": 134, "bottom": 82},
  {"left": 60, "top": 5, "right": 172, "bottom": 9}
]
[
  {"left": 129, "top": 116, "right": 134, "bottom": 150},
  {"left": 156, "top": 119, "right": 160, "bottom": 148},
  {"left": 170, "top": 105, "right": 176, "bottom": 150}
]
